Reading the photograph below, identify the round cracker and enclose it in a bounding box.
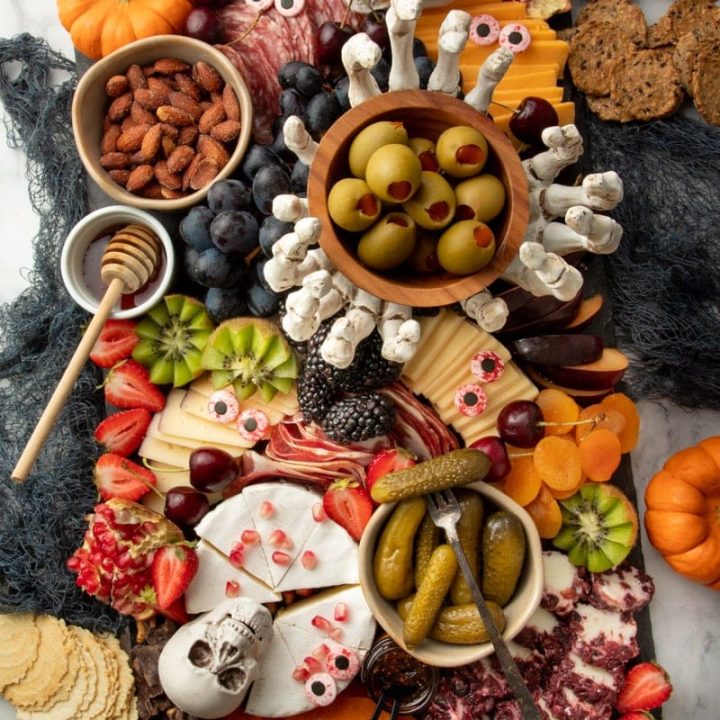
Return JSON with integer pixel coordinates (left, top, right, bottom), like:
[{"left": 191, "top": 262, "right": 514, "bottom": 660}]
[
  {"left": 0, "top": 614, "right": 40, "bottom": 690},
  {"left": 98, "top": 634, "right": 135, "bottom": 719},
  {"left": 668, "top": 0, "right": 717, "bottom": 41},
  {"left": 95, "top": 639, "right": 121, "bottom": 720},
  {"left": 646, "top": 14, "right": 675, "bottom": 47},
  {"left": 569, "top": 21, "right": 637, "bottom": 96},
  {"left": 576, "top": 0, "right": 647, "bottom": 46},
  {"left": 611, "top": 49, "right": 683, "bottom": 121},
  {"left": 73, "top": 629, "right": 99, "bottom": 717},
  {"left": 76, "top": 628, "right": 113, "bottom": 720},
  {"left": 3, "top": 616, "right": 70, "bottom": 710},
  {"left": 587, "top": 95, "right": 632, "bottom": 122},
  {"left": 693, "top": 52, "right": 720, "bottom": 125},
  {"left": 674, "top": 27, "right": 720, "bottom": 95}
]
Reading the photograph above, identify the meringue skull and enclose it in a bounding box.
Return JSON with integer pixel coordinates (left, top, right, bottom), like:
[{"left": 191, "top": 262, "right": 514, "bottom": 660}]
[{"left": 158, "top": 598, "right": 273, "bottom": 719}]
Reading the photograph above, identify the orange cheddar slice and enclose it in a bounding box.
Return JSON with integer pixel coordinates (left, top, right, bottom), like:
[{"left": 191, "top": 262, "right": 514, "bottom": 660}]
[
  {"left": 492, "top": 101, "right": 576, "bottom": 137},
  {"left": 496, "top": 69, "right": 559, "bottom": 90},
  {"left": 461, "top": 41, "right": 569, "bottom": 77},
  {"left": 490, "top": 86, "right": 565, "bottom": 104}
]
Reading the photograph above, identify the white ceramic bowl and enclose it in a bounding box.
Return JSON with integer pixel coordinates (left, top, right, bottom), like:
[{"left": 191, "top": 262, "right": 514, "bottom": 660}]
[
  {"left": 60, "top": 205, "right": 174, "bottom": 319},
  {"left": 358, "top": 481, "right": 543, "bottom": 668}
]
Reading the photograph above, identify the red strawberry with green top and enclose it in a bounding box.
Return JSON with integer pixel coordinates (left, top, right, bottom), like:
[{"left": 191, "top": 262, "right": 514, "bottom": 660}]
[
  {"left": 94, "top": 453, "right": 157, "bottom": 501},
  {"left": 365, "top": 448, "right": 416, "bottom": 497},
  {"left": 151, "top": 544, "right": 199, "bottom": 610},
  {"left": 104, "top": 359, "right": 166, "bottom": 412},
  {"left": 158, "top": 596, "right": 190, "bottom": 624},
  {"left": 619, "top": 713, "right": 655, "bottom": 720},
  {"left": 94, "top": 408, "right": 152, "bottom": 456},
  {"left": 90, "top": 319, "right": 138, "bottom": 368},
  {"left": 322, "top": 478, "right": 374, "bottom": 542},
  {"left": 616, "top": 662, "right": 673, "bottom": 714}
]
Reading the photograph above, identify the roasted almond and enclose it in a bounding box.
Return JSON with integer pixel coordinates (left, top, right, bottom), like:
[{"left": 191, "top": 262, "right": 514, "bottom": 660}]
[
  {"left": 140, "top": 181, "right": 165, "bottom": 199},
  {"left": 177, "top": 125, "right": 199, "bottom": 146},
  {"left": 193, "top": 61, "right": 223, "bottom": 93},
  {"left": 189, "top": 157, "right": 220, "bottom": 191},
  {"left": 175, "top": 72, "right": 202, "bottom": 101},
  {"left": 158, "top": 123, "right": 179, "bottom": 140},
  {"left": 130, "top": 101, "right": 158, "bottom": 126},
  {"left": 134, "top": 88, "right": 167, "bottom": 111},
  {"left": 198, "top": 134, "right": 229, "bottom": 168},
  {"left": 210, "top": 120, "right": 242, "bottom": 143},
  {"left": 154, "top": 160, "right": 182, "bottom": 190},
  {"left": 107, "top": 92, "right": 133, "bottom": 121},
  {"left": 138, "top": 123, "right": 163, "bottom": 161},
  {"left": 100, "top": 124, "right": 122, "bottom": 154},
  {"left": 153, "top": 58, "right": 191, "bottom": 75},
  {"left": 198, "top": 101, "right": 226, "bottom": 134},
  {"left": 108, "top": 169, "right": 130, "bottom": 187},
  {"left": 121, "top": 115, "right": 138, "bottom": 133},
  {"left": 161, "top": 187, "right": 185, "bottom": 199},
  {"left": 127, "top": 165, "right": 156, "bottom": 193},
  {"left": 169, "top": 91, "right": 203, "bottom": 121},
  {"left": 161, "top": 135, "right": 177, "bottom": 159},
  {"left": 105, "top": 75, "right": 129, "bottom": 97},
  {"left": 182, "top": 152, "right": 204, "bottom": 191},
  {"left": 147, "top": 77, "right": 174, "bottom": 99},
  {"left": 100, "top": 152, "right": 131, "bottom": 169},
  {"left": 126, "top": 64, "right": 147, "bottom": 91},
  {"left": 116, "top": 124, "right": 151, "bottom": 153},
  {"left": 142, "top": 64, "right": 155, "bottom": 77},
  {"left": 222, "top": 84, "right": 241, "bottom": 121},
  {"left": 157, "top": 105, "right": 195, "bottom": 127},
  {"left": 167, "top": 144, "right": 196, "bottom": 174}
]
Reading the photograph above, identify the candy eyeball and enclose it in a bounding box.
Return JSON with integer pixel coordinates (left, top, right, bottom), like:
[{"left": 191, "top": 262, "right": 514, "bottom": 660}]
[
  {"left": 470, "top": 350, "right": 505, "bottom": 384},
  {"left": 470, "top": 15, "right": 500, "bottom": 46},
  {"left": 208, "top": 389, "right": 240, "bottom": 423},
  {"left": 274, "top": 0, "right": 306, "bottom": 17},
  {"left": 325, "top": 647, "right": 359, "bottom": 681},
  {"left": 304, "top": 672, "right": 337, "bottom": 707},
  {"left": 237, "top": 409, "right": 269, "bottom": 442},
  {"left": 499, "top": 23, "right": 531, "bottom": 54},
  {"left": 454, "top": 383, "right": 488, "bottom": 417}
]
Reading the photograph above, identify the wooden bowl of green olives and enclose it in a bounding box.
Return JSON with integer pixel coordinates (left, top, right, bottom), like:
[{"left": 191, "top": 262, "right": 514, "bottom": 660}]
[
  {"left": 307, "top": 90, "right": 529, "bottom": 307},
  {"left": 357, "top": 481, "right": 543, "bottom": 668}
]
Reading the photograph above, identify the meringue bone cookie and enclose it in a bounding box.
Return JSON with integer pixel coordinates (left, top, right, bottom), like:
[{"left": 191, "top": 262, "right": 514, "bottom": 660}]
[{"left": 158, "top": 598, "right": 273, "bottom": 719}]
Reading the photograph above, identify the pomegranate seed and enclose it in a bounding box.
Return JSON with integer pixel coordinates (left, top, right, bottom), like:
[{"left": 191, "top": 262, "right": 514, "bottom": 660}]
[
  {"left": 132, "top": 556, "right": 145, "bottom": 569},
  {"left": 85, "top": 579, "right": 100, "bottom": 594},
  {"left": 117, "top": 552, "right": 133, "bottom": 569},
  {"left": 101, "top": 557, "right": 114, "bottom": 573},
  {"left": 225, "top": 580, "right": 241, "bottom": 598},
  {"left": 241, "top": 529, "right": 260, "bottom": 544},
  {"left": 66, "top": 556, "right": 81, "bottom": 571},
  {"left": 142, "top": 521, "right": 156, "bottom": 533},
  {"left": 92, "top": 521, "right": 107, "bottom": 538},
  {"left": 229, "top": 543, "right": 245, "bottom": 568},
  {"left": 272, "top": 551, "right": 291, "bottom": 565},
  {"left": 282, "top": 591, "right": 296, "bottom": 605},
  {"left": 88, "top": 540, "right": 100, "bottom": 554},
  {"left": 312, "top": 503, "right": 326, "bottom": 522},
  {"left": 292, "top": 666, "right": 309, "bottom": 681},
  {"left": 259, "top": 500, "right": 274, "bottom": 518},
  {"left": 269, "top": 529, "right": 293, "bottom": 549},
  {"left": 296, "top": 587, "right": 314, "bottom": 597},
  {"left": 311, "top": 615, "right": 332, "bottom": 632},
  {"left": 90, "top": 552, "right": 104, "bottom": 566},
  {"left": 330, "top": 627, "right": 344, "bottom": 641},
  {"left": 301, "top": 550, "right": 317, "bottom": 569},
  {"left": 303, "top": 656, "right": 323, "bottom": 674},
  {"left": 312, "top": 644, "right": 330, "bottom": 659},
  {"left": 334, "top": 602, "right": 349, "bottom": 622}
]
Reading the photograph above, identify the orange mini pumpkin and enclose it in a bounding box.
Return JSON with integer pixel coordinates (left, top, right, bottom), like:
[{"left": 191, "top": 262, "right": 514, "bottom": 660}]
[
  {"left": 57, "top": 0, "right": 194, "bottom": 60},
  {"left": 644, "top": 436, "right": 720, "bottom": 589}
]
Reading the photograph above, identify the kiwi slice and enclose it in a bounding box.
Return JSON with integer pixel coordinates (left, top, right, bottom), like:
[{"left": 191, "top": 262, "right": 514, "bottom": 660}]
[
  {"left": 201, "top": 318, "right": 298, "bottom": 402},
  {"left": 553, "top": 482, "right": 638, "bottom": 573},
  {"left": 132, "top": 294, "right": 214, "bottom": 387}
]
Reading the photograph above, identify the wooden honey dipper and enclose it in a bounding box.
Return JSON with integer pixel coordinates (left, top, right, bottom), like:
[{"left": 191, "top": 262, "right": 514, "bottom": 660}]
[{"left": 12, "top": 224, "right": 162, "bottom": 482}]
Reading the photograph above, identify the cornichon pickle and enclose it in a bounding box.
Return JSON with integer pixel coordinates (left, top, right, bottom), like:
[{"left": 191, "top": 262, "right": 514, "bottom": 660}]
[
  {"left": 402, "top": 544, "right": 458, "bottom": 648},
  {"left": 370, "top": 449, "right": 491, "bottom": 503},
  {"left": 449, "top": 490, "right": 484, "bottom": 605},
  {"left": 482, "top": 511, "right": 526, "bottom": 607},
  {"left": 414, "top": 513, "right": 441, "bottom": 589},
  {"left": 373, "top": 497, "right": 427, "bottom": 600},
  {"left": 397, "top": 595, "right": 506, "bottom": 645}
]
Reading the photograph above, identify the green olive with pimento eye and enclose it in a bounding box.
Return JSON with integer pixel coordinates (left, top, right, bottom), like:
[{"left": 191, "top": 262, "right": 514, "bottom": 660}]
[
  {"left": 348, "top": 121, "right": 410, "bottom": 179},
  {"left": 407, "top": 231, "right": 440, "bottom": 274},
  {"left": 402, "top": 171, "right": 456, "bottom": 231},
  {"left": 436, "top": 125, "right": 489, "bottom": 178},
  {"left": 454, "top": 174, "right": 506, "bottom": 223},
  {"left": 357, "top": 212, "right": 417, "bottom": 271},
  {"left": 408, "top": 137, "right": 440, "bottom": 172},
  {"left": 328, "top": 178, "right": 381, "bottom": 232},
  {"left": 365, "top": 144, "right": 422, "bottom": 203},
  {"left": 437, "top": 219, "right": 496, "bottom": 275}
]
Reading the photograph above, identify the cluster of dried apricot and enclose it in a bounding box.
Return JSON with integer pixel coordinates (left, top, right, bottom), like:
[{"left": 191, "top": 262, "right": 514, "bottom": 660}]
[{"left": 495, "top": 389, "right": 639, "bottom": 539}]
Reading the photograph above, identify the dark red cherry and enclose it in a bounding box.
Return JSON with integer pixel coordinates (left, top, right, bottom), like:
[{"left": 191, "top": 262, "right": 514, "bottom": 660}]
[
  {"left": 360, "top": 12, "right": 389, "bottom": 53},
  {"left": 164, "top": 486, "right": 210, "bottom": 528},
  {"left": 469, "top": 436, "right": 511, "bottom": 482},
  {"left": 189, "top": 447, "right": 238, "bottom": 493},
  {"left": 497, "top": 400, "right": 544, "bottom": 448},
  {"left": 316, "top": 21, "right": 355, "bottom": 66},
  {"left": 184, "top": 7, "right": 221, "bottom": 43},
  {"left": 509, "top": 97, "right": 559, "bottom": 145}
]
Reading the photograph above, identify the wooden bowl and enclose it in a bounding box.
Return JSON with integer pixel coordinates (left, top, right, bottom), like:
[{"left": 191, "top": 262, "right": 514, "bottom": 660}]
[
  {"left": 307, "top": 90, "right": 528, "bottom": 307},
  {"left": 73, "top": 35, "right": 253, "bottom": 212},
  {"left": 358, "top": 481, "right": 543, "bottom": 668}
]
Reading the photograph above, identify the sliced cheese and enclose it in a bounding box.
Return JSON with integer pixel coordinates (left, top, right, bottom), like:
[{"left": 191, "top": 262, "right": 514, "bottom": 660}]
[
  {"left": 181, "top": 387, "right": 286, "bottom": 427},
  {"left": 191, "top": 376, "right": 299, "bottom": 416},
  {"left": 145, "top": 412, "right": 244, "bottom": 454},
  {"left": 138, "top": 435, "right": 195, "bottom": 468},
  {"left": 504, "top": 62, "right": 561, "bottom": 76},
  {"left": 496, "top": 69, "right": 559, "bottom": 90},
  {"left": 461, "top": 41, "right": 570, "bottom": 77},
  {"left": 493, "top": 101, "right": 576, "bottom": 134},
  {"left": 491, "top": 86, "right": 565, "bottom": 104}
]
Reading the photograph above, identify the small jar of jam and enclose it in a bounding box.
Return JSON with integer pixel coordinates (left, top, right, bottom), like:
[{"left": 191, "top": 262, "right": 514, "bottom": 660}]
[{"left": 361, "top": 636, "right": 439, "bottom": 715}]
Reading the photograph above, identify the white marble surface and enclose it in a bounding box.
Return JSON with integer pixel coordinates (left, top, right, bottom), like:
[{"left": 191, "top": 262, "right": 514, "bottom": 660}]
[{"left": 1, "top": 1, "right": 719, "bottom": 719}]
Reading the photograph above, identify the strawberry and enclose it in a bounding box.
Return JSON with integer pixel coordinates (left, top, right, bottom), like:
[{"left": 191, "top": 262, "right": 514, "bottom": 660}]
[
  {"left": 151, "top": 544, "right": 199, "bottom": 610},
  {"left": 158, "top": 596, "right": 190, "bottom": 624},
  {"left": 616, "top": 662, "right": 673, "bottom": 714},
  {"left": 365, "top": 448, "right": 416, "bottom": 497},
  {"left": 94, "top": 453, "right": 157, "bottom": 501},
  {"left": 90, "top": 319, "right": 138, "bottom": 368},
  {"left": 94, "top": 408, "right": 152, "bottom": 456},
  {"left": 322, "top": 478, "right": 374, "bottom": 542},
  {"left": 104, "top": 360, "right": 166, "bottom": 412},
  {"left": 618, "top": 713, "right": 654, "bottom": 720}
]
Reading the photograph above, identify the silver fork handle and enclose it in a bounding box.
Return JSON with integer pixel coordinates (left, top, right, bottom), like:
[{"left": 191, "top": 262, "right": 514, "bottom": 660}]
[{"left": 445, "top": 531, "right": 542, "bottom": 720}]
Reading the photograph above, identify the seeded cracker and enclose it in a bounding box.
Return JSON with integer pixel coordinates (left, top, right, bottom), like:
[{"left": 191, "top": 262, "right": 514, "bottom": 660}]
[
  {"left": 575, "top": 0, "right": 647, "bottom": 46},
  {"left": 0, "top": 614, "right": 39, "bottom": 690},
  {"left": 674, "top": 24, "right": 720, "bottom": 95},
  {"left": 569, "top": 21, "right": 637, "bottom": 96},
  {"left": 610, "top": 49, "right": 683, "bottom": 121},
  {"left": 587, "top": 95, "right": 631, "bottom": 122},
  {"left": 3, "top": 616, "right": 69, "bottom": 710},
  {"left": 646, "top": 14, "right": 675, "bottom": 47},
  {"left": 667, "top": 0, "right": 717, "bottom": 41},
  {"left": 693, "top": 53, "right": 720, "bottom": 125}
]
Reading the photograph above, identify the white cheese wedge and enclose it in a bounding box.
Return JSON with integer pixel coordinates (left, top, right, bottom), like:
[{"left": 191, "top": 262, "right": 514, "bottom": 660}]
[
  {"left": 184, "top": 542, "right": 280, "bottom": 614},
  {"left": 181, "top": 387, "right": 287, "bottom": 427},
  {"left": 138, "top": 434, "right": 195, "bottom": 467},
  {"left": 146, "top": 412, "right": 243, "bottom": 454},
  {"left": 192, "top": 376, "right": 300, "bottom": 416}
]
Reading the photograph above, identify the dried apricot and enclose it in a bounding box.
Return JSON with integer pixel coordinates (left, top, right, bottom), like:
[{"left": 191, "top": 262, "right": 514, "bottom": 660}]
[
  {"left": 533, "top": 436, "right": 583, "bottom": 492},
  {"left": 504, "top": 455, "right": 542, "bottom": 507},
  {"left": 575, "top": 404, "right": 626, "bottom": 442},
  {"left": 536, "top": 388, "right": 580, "bottom": 436},
  {"left": 599, "top": 393, "right": 640, "bottom": 453},
  {"left": 525, "top": 483, "right": 563, "bottom": 539},
  {"left": 578, "top": 428, "right": 622, "bottom": 482},
  {"left": 547, "top": 474, "right": 586, "bottom": 500}
]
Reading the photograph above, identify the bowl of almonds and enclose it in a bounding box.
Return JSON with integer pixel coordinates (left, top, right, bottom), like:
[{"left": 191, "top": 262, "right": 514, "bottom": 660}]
[{"left": 72, "top": 35, "right": 253, "bottom": 210}]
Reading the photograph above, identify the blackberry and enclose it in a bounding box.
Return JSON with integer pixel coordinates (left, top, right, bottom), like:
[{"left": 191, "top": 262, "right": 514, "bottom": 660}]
[
  {"left": 322, "top": 392, "right": 395, "bottom": 443},
  {"left": 297, "top": 371, "right": 335, "bottom": 423}
]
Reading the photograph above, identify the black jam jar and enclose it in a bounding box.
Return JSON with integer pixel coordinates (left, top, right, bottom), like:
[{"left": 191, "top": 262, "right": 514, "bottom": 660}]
[{"left": 361, "top": 636, "right": 439, "bottom": 715}]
